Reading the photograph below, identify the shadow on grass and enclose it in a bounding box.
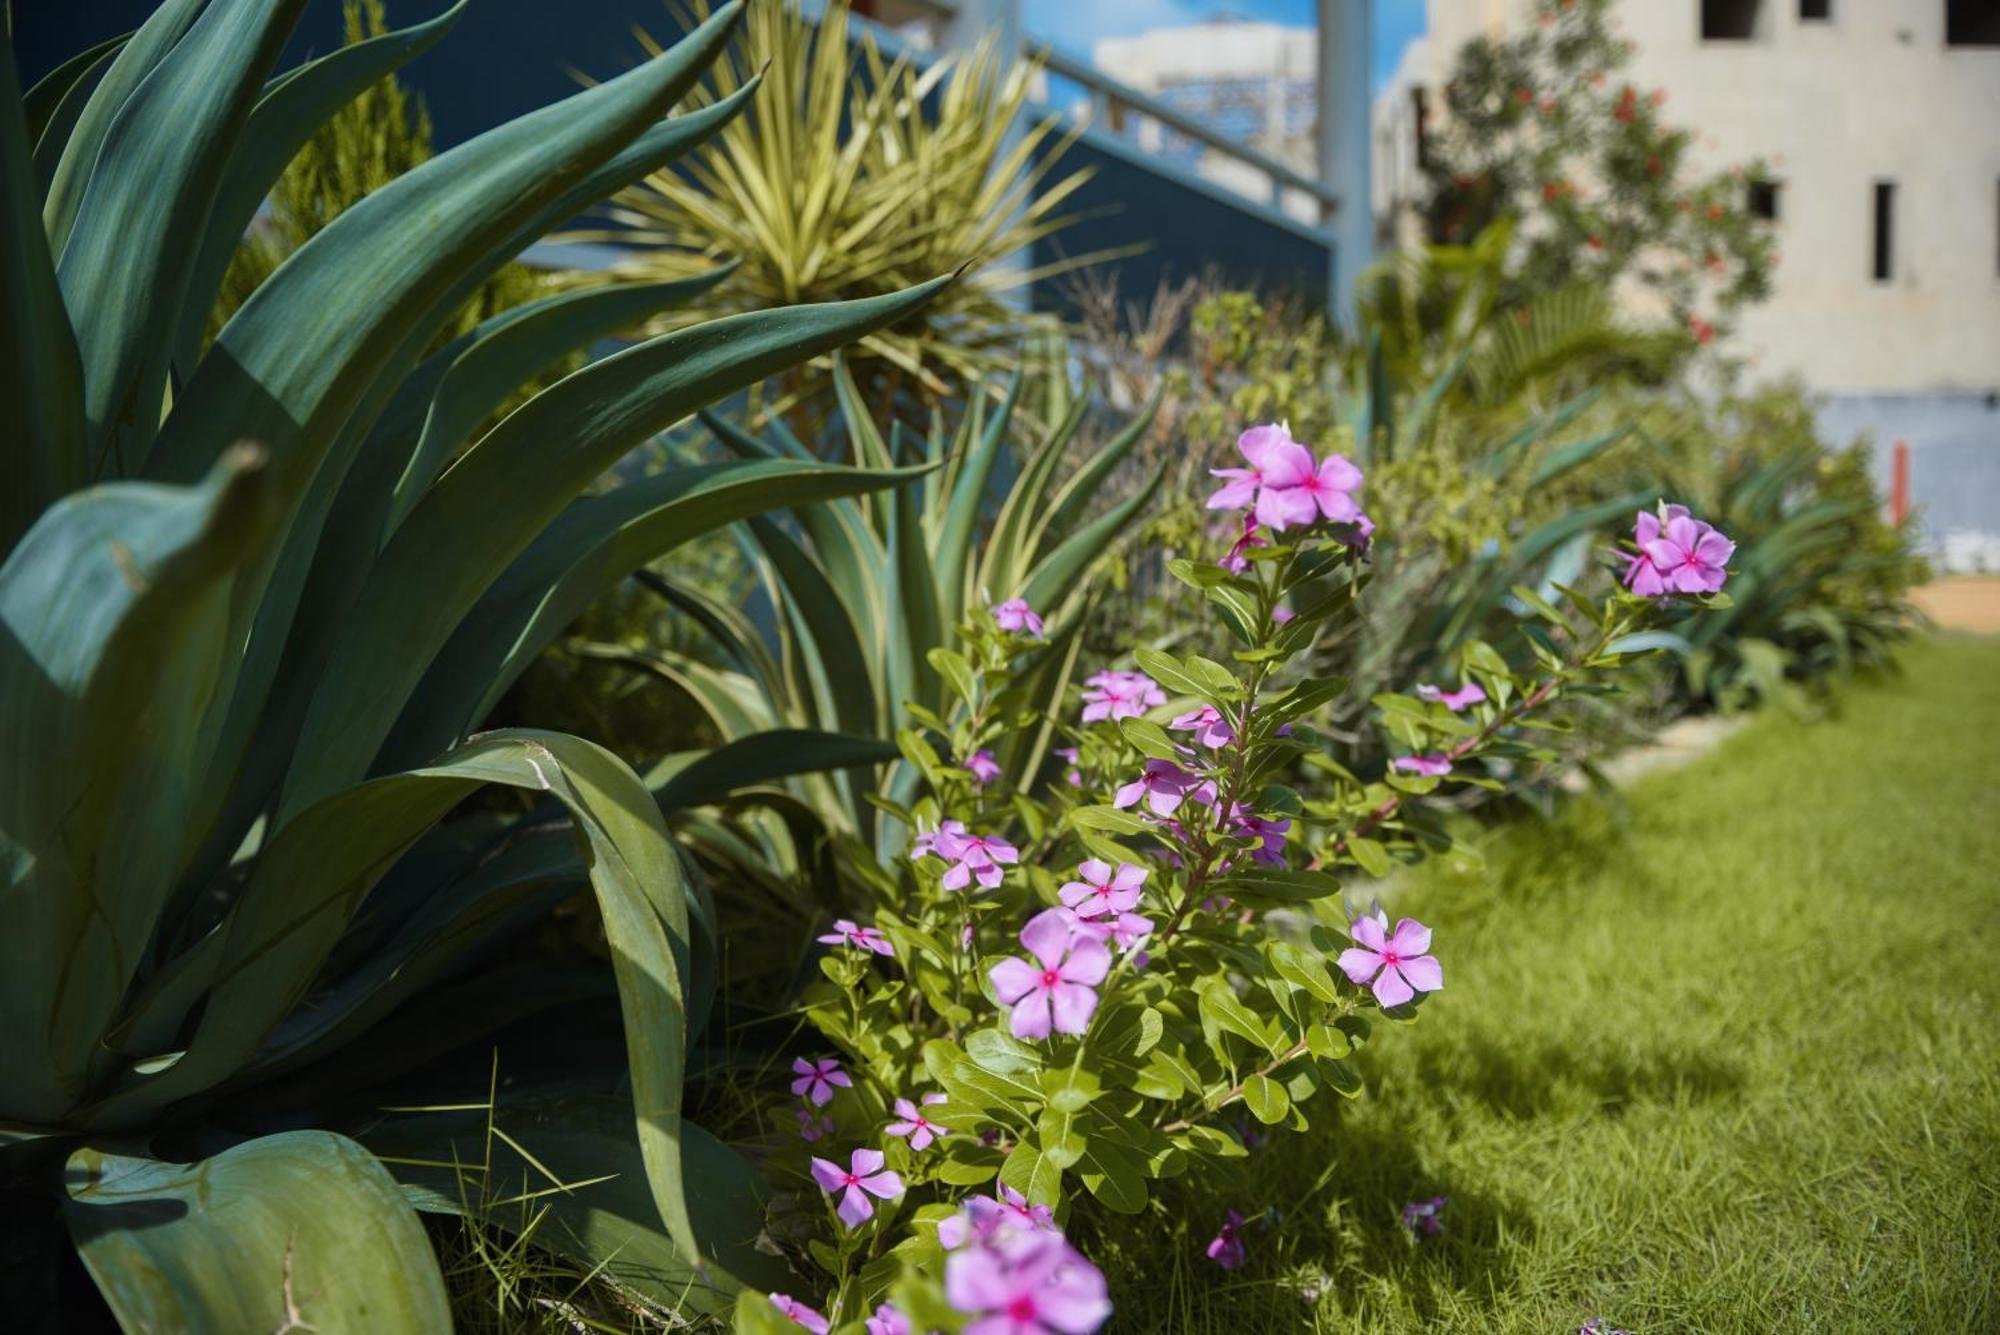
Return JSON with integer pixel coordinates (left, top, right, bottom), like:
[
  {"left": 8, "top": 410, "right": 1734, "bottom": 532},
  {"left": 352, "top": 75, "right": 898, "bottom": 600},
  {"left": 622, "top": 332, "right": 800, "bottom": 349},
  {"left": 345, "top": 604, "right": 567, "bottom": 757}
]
[{"left": 1408, "top": 1037, "right": 1747, "bottom": 1121}]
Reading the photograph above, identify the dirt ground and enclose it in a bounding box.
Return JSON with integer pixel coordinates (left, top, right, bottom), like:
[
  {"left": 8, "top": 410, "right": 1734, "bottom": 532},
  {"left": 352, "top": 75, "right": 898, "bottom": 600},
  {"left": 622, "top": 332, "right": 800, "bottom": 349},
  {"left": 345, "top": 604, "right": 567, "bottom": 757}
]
[{"left": 1912, "top": 578, "right": 2000, "bottom": 634}]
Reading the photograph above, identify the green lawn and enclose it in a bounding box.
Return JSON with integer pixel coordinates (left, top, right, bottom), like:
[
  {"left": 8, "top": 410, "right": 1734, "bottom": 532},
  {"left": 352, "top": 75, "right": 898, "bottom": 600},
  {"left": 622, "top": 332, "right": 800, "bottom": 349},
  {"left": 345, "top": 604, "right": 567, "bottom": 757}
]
[{"left": 1095, "top": 635, "right": 2000, "bottom": 1333}]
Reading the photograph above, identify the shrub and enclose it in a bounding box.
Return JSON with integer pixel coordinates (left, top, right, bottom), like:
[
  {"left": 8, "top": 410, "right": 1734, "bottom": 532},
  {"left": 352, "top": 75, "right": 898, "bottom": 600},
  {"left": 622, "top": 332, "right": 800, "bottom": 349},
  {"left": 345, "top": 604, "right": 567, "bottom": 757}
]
[{"left": 0, "top": 3, "right": 951, "bottom": 1325}]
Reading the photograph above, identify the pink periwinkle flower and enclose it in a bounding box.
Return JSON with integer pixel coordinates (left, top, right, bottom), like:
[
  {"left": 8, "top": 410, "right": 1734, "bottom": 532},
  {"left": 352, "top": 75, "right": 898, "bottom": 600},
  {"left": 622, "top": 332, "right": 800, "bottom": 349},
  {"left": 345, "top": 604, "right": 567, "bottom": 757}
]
[
  {"left": 937, "top": 1188, "right": 1061, "bottom": 1251},
  {"left": 794, "top": 1108, "right": 834, "bottom": 1142},
  {"left": 1272, "top": 603, "right": 1296, "bottom": 624},
  {"left": 790, "top": 1056, "right": 852, "bottom": 1107},
  {"left": 816, "top": 918, "right": 894, "bottom": 957},
  {"left": 1080, "top": 670, "right": 1165, "bottom": 723},
  {"left": 1207, "top": 423, "right": 1290, "bottom": 512},
  {"left": 1071, "top": 909, "right": 1154, "bottom": 956},
  {"left": 945, "top": 1232, "right": 1112, "bottom": 1335},
  {"left": 1416, "top": 681, "right": 1487, "bottom": 712},
  {"left": 935, "top": 827, "right": 1020, "bottom": 891},
  {"left": 1206, "top": 1209, "right": 1248, "bottom": 1270},
  {"left": 1402, "top": 1194, "right": 1449, "bottom": 1238},
  {"left": 810, "top": 1147, "right": 905, "bottom": 1229},
  {"left": 769, "top": 1293, "right": 830, "bottom": 1333},
  {"left": 1170, "top": 704, "right": 1235, "bottom": 749},
  {"left": 1056, "top": 858, "right": 1148, "bottom": 918},
  {"left": 1227, "top": 805, "right": 1290, "bottom": 868},
  {"left": 866, "top": 1304, "right": 912, "bottom": 1335},
  {"left": 886, "top": 1092, "right": 951, "bottom": 1151},
  {"left": 993, "top": 598, "right": 1045, "bottom": 637},
  {"left": 1114, "top": 759, "right": 1218, "bottom": 818},
  {"left": 1338, "top": 916, "right": 1443, "bottom": 1008},
  {"left": 912, "top": 818, "right": 967, "bottom": 861},
  {"left": 1393, "top": 753, "right": 1454, "bottom": 778},
  {"left": 965, "top": 749, "right": 1003, "bottom": 787},
  {"left": 989, "top": 909, "right": 1111, "bottom": 1040},
  {"left": 1624, "top": 503, "right": 1733, "bottom": 595},
  {"left": 1219, "top": 515, "right": 1268, "bottom": 573},
  {"left": 1053, "top": 746, "right": 1083, "bottom": 789}
]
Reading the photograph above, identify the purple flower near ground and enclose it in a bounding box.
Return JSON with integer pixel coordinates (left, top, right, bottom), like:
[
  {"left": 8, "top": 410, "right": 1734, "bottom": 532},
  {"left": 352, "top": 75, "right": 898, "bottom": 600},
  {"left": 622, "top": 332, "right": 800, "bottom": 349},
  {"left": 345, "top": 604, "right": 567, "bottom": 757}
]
[
  {"left": 790, "top": 1056, "right": 851, "bottom": 1107},
  {"left": 1401, "top": 1195, "right": 1448, "bottom": 1238},
  {"left": 1080, "top": 670, "right": 1165, "bottom": 723},
  {"left": 1393, "top": 753, "right": 1454, "bottom": 777},
  {"left": 794, "top": 1108, "right": 834, "bottom": 1142},
  {"left": 769, "top": 1294, "right": 830, "bottom": 1333},
  {"left": 1226, "top": 804, "right": 1290, "bottom": 867},
  {"left": 989, "top": 909, "right": 1112, "bottom": 1040},
  {"left": 1416, "top": 681, "right": 1488, "bottom": 712},
  {"left": 945, "top": 1232, "right": 1113, "bottom": 1335},
  {"left": 1643, "top": 509, "right": 1735, "bottom": 594},
  {"left": 816, "top": 919, "right": 894, "bottom": 956},
  {"left": 965, "top": 749, "right": 1003, "bottom": 787},
  {"left": 886, "top": 1092, "right": 950, "bottom": 1150},
  {"left": 1056, "top": 858, "right": 1147, "bottom": 918},
  {"left": 1053, "top": 745, "right": 1084, "bottom": 788},
  {"left": 809, "top": 1148, "right": 905, "bottom": 1229},
  {"left": 935, "top": 827, "right": 1020, "bottom": 891},
  {"left": 1170, "top": 704, "right": 1235, "bottom": 749},
  {"left": 866, "top": 1304, "right": 912, "bottom": 1335},
  {"left": 1205, "top": 1209, "right": 1248, "bottom": 1269},
  {"left": 1338, "top": 916, "right": 1443, "bottom": 1008},
  {"left": 1114, "top": 759, "right": 1218, "bottom": 817},
  {"left": 993, "top": 598, "right": 1044, "bottom": 637}
]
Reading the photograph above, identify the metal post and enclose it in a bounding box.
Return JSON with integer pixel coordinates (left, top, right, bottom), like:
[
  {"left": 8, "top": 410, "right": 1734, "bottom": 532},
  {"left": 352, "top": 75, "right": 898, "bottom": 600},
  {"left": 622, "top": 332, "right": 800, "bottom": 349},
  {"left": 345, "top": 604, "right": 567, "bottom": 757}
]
[{"left": 1317, "top": 0, "right": 1373, "bottom": 330}]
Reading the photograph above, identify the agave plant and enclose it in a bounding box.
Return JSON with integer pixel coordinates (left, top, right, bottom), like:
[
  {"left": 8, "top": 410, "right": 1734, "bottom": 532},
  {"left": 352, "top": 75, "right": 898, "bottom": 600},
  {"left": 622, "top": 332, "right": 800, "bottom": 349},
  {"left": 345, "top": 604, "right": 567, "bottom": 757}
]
[
  {"left": 575, "top": 359, "right": 1163, "bottom": 893},
  {"left": 570, "top": 0, "right": 1121, "bottom": 427},
  {"left": 0, "top": 2, "right": 949, "bottom": 1327}
]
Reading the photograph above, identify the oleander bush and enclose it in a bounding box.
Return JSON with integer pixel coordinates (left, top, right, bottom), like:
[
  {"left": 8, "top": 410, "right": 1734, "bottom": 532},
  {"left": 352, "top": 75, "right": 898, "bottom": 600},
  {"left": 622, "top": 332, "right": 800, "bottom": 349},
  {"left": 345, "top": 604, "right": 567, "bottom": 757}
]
[{"left": 0, "top": 2, "right": 953, "bottom": 1326}]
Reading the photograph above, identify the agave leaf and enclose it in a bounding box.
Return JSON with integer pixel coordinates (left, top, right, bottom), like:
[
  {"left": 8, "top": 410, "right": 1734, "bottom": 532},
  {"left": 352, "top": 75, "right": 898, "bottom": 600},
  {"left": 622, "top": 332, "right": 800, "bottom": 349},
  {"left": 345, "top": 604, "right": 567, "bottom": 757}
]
[
  {"left": 634, "top": 568, "right": 784, "bottom": 689},
  {"left": 0, "top": 446, "right": 279, "bottom": 1122},
  {"left": 1032, "top": 384, "right": 1163, "bottom": 554},
  {"left": 64, "top": 1131, "right": 450, "bottom": 1334},
  {"left": 934, "top": 363, "right": 1022, "bottom": 624},
  {"left": 21, "top": 30, "right": 129, "bottom": 148},
  {"left": 288, "top": 281, "right": 948, "bottom": 814},
  {"left": 885, "top": 471, "right": 944, "bottom": 715},
  {"left": 743, "top": 515, "right": 877, "bottom": 738},
  {"left": 649, "top": 730, "right": 900, "bottom": 814},
  {"left": 59, "top": 0, "right": 309, "bottom": 477},
  {"left": 168, "top": 1, "right": 470, "bottom": 377},
  {"left": 978, "top": 392, "right": 1089, "bottom": 600},
  {"left": 26, "top": 37, "right": 125, "bottom": 194},
  {"left": 0, "top": 25, "right": 86, "bottom": 551},
  {"left": 1021, "top": 460, "right": 1167, "bottom": 612}
]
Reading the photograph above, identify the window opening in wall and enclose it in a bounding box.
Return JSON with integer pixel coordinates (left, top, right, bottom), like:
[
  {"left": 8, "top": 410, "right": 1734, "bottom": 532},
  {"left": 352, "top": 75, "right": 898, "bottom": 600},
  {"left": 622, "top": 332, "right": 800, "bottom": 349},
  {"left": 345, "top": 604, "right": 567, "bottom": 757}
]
[
  {"left": 1747, "top": 178, "right": 1781, "bottom": 221},
  {"left": 1872, "top": 181, "right": 1895, "bottom": 282},
  {"left": 1799, "top": 0, "right": 1831, "bottom": 20},
  {"left": 1701, "top": 0, "right": 1763, "bottom": 40},
  {"left": 1946, "top": 0, "right": 2000, "bottom": 46}
]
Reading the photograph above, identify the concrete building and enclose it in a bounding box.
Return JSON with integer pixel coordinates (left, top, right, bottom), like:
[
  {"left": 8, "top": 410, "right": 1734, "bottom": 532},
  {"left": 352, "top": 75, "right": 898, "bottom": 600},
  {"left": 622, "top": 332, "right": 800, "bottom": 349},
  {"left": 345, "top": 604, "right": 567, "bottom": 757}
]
[{"left": 1375, "top": 0, "right": 2000, "bottom": 566}]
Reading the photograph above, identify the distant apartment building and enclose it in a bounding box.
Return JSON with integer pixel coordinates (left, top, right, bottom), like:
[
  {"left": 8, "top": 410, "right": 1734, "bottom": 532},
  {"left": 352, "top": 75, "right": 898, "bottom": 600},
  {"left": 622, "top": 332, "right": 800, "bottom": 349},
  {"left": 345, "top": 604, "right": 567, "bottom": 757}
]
[{"left": 1377, "top": 0, "right": 2000, "bottom": 567}]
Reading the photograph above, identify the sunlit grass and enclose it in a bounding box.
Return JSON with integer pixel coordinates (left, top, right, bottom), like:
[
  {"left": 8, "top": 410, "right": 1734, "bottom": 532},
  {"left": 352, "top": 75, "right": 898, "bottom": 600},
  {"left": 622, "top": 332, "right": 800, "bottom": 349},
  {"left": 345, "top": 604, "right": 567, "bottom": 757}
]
[{"left": 1085, "top": 635, "right": 2000, "bottom": 1332}]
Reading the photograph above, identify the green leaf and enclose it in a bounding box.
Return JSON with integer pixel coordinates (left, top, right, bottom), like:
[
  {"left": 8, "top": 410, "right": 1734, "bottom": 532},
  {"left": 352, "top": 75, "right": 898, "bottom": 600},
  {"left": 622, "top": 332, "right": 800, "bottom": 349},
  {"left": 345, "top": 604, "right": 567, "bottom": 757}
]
[
  {"left": 22, "top": 31, "right": 129, "bottom": 151},
  {"left": 1347, "top": 836, "right": 1392, "bottom": 878},
  {"left": 1211, "top": 868, "right": 1344, "bottom": 904},
  {"left": 1242, "top": 1074, "right": 1290, "bottom": 1125},
  {"left": 928, "top": 646, "right": 978, "bottom": 711},
  {"left": 997, "top": 1141, "right": 1062, "bottom": 1206},
  {"left": 1197, "top": 978, "right": 1281, "bottom": 1055},
  {"left": 1020, "top": 460, "right": 1167, "bottom": 612},
  {"left": 1075, "top": 1134, "right": 1149, "bottom": 1214},
  {"left": 1117, "top": 716, "right": 1181, "bottom": 762},
  {"left": 64, "top": 1131, "right": 450, "bottom": 1333},
  {"left": 648, "top": 730, "right": 898, "bottom": 813},
  {"left": 1268, "top": 943, "right": 1339, "bottom": 1003},
  {"left": 1069, "top": 805, "right": 1154, "bottom": 838}
]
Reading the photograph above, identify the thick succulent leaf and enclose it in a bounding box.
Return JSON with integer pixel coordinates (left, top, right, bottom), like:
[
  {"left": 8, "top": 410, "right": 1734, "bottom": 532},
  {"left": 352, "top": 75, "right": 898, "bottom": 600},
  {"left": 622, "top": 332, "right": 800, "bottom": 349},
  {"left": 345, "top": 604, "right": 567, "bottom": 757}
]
[
  {"left": 745, "top": 516, "right": 877, "bottom": 739},
  {"left": 287, "top": 279, "right": 948, "bottom": 814},
  {"left": 934, "top": 363, "right": 1023, "bottom": 625},
  {"left": 27, "top": 37, "right": 124, "bottom": 193},
  {"left": 64, "top": 1131, "right": 450, "bottom": 1334},
  {"left": 886, "top": 472, "right": 944, "bottom": 712},
  {"left": 366, "top": 1096, "right": 784, "bottom": 1311},
  {"left": 1021, "top": 460, "right": 1167, "bottom": 611},
  {"left": 381, "top": 457, "right": 926, "bottom": 776},
  {"left": 169, "top": 1, "right": 469, "bottom": 377},
  {"left": 22, "top": 31, "right": 130, "bottom": 148},
  {"left": 978, "top": 392, "right": 1089, "bottom": 599},
  {"left": 634, "top": 568, "right": 784, "bottom": 689},
  {"left": 1034, "top": 384, "right": 1162, "bottom": 553},
  {"left": 143, "top": 1, "right": 749, "bottom": 491},
  {"left": 0, "top": 447, "right": 278, "bottom": 1122},
  {"left": 649, "top": 730, "right": 900, "bottom": 813},
  {"left": 82, "top": 730, "right": 712, "bottom": 1271},
  {"left": 40, "top": 0, "right": 205, "bottom": 252},
  {"left": 58, "top": 0, "right": 309, "bottom": 476},
  {"left": 1, "top": 24, "right": 86, "bottom": 552}
]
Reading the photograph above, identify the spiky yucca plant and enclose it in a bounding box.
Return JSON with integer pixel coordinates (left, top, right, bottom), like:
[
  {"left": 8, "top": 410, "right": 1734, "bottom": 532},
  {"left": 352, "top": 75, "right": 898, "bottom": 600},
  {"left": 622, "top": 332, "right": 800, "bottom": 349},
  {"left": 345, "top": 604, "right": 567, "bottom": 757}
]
[
  {"left": 573, "top": 0, "right": 1116, "bottom": 428},
  {"left": 0, "top": 2, "right": 947, "bottom": 1328}
]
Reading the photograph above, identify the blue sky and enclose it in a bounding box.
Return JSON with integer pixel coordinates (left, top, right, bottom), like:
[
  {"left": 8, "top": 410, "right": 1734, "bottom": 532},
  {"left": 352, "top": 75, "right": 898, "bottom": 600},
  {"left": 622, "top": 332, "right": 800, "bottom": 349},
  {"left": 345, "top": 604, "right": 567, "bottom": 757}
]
[{"left": 1023, "top": 0, "right": 1428, "bottom": 87}]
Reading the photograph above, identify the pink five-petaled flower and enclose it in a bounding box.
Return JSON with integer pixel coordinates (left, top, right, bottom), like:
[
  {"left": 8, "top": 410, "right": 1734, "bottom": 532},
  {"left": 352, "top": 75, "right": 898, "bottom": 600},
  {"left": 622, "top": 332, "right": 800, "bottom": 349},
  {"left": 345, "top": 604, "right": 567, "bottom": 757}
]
[
  {"left": 1053, "top": 746, "right": 1083, "bottom": 789},
  {"left": 992, "top": 598, "right": 1045, "bottom": 637},
  {"left": 1393, "top": 753, "right": 1453, "bottom": 778},
  {"left": 1219, "top": 515, "right": 1268, "bottom": 573},
  {"left": 936, "top": 1187, "right": 1061, "bottom": 1250},
  {"left": 794, "top": 1108, "right": 834, "bottom": 1142},
  {"left": 1643, "top": 509, "right": 1735, "bottom": 594},
  {"left": 1071, "top": 910, "right": 1154, "bottom": 955},
  {"left": 790, "top": 1056, "right": 851, "bottom": 1107},
  {"left": 944, "top": 1232, "right": 1112, "bottom": 1335},
  {"left": 866, "top": 1304, "right": 912, "bottom": 1335},
  {"left": 1338, "top": 916, "right": 1443, "bottom": 1008},
  {"left": 935, "top": 827, "right": 1020, "bottom": 891},
  {"left": 1170, "top": 703, "right": 1235, "bottom": 749},
  {"left": 965, "top": 750, "right": 1003, "bottom": 787},
  {"left": 809, "top": 1148, "right": 905, "bottom": 1229},
  {"left": 1056, "top": 858, "right": 1147, "bottom": 919},
  {"left": 1261, "top": 451, "right": 1364, "bottom": 531},
  {"left": 989, "top": 908, "right": 1112, "bottom": 1040},
  {"left": 1416, "top": 681, "right": 1487, "bottom": 712},
  {"left": 1226, "top": 804, "right": 1291, "bottom": 868},
  {"left": 1621, "top": 503, "right": 1687, "bottom": 596},
  {"left": 1206, "top": 423, "right": 1290, "bottom": 511},
  {"left": 1206, "top": 1209, "right": 1248, "bottom": 1270},
  {"left": 1080, "top": 670, "right": 1165, "bottom": 723},
  {"left": 911, "top": 818, "right": 967, "bottom": 861},
  {"left": 769, "top": 1293, "right": 830, "bottom": 1333},
  {"left": 816, "top": 919, "right": 894, "bottom": 957},
  {"left": 886, "top": 1092, "right": 950, "bottom": 1151},
  {"left": 1113, "top": 759, "right": 1218, "bottom": 818}
]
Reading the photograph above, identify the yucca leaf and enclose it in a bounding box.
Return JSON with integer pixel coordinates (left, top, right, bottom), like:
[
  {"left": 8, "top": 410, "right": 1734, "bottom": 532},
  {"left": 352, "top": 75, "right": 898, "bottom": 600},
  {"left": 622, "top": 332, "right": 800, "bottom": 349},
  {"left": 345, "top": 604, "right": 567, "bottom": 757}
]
[
  {"left": 978, "top": 391, "right": 1088, "bottom": 599},
  {"left": 1034, "top": 383, "right": 1162, "bottom": 553},
  {"left": 744, "top": 515, "right": 877, "bottom": 738},
  {"left": 65, "top": 1132, "right": 451, "bottom": 1333},
  {"left": 649, "top": 730, "right": 901, "bottom": 814},
  {"left": 21, "top": 30, "right": 129, "bottom": 148},
  {"left": 26, "top": 36, "right": 125, "bottom": 193},
  {"left": 886, "top": 470, "right": 945, "bottom": 713},
  {"left": 934, "top": 363, "right": 1022, "bottom": 624},
  {"left": 1, "top": 24, "right": 86, "bottom": 552},
  {"left": 0, "top": 446, "right": 279, "bottom": 1122},
  {"left": 59, "top": 0, "right": 309, "bottom": 478},
  {"left": 1021, "top": 460, "right": 1167, "bottom": 611},
  {"left": 287, "top": 280, "right": 948, "bottom": 814},
  {"left": 383, "top": 457, "right": 929, "bottom": 773}
]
